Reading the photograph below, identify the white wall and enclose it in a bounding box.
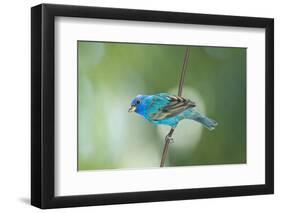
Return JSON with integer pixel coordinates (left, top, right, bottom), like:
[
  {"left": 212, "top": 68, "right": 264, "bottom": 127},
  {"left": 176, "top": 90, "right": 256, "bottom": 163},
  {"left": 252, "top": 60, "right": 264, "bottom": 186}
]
[{"left": 0, "top": 0, "right": 279, "bottom": 212}]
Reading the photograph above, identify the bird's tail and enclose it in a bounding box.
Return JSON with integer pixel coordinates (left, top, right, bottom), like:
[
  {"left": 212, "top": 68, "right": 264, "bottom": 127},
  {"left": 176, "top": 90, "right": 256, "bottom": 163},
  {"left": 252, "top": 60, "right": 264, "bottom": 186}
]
[{"left": 184, "top": 109, "right": 218, "bottom": 130}]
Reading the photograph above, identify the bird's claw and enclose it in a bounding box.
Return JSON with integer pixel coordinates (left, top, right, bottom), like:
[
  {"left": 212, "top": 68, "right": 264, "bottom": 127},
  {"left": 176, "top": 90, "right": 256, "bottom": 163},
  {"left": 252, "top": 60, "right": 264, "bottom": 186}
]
[{"left": 165, "top": 135, "right": 174, "bottom": 143}]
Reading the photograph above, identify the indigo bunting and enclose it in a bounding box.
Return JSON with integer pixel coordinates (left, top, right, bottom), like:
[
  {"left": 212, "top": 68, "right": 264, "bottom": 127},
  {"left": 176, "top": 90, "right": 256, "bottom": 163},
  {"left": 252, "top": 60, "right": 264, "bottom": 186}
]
[{"left": 128, "top": 93, "right": 217, "bottom": 134}]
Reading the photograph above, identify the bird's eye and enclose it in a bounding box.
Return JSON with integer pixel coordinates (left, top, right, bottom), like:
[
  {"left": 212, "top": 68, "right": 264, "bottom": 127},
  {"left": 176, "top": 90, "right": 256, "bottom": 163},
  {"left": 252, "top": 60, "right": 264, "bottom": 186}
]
[{"left": 136, "top": 100, "right": 141, "bottom": 105}]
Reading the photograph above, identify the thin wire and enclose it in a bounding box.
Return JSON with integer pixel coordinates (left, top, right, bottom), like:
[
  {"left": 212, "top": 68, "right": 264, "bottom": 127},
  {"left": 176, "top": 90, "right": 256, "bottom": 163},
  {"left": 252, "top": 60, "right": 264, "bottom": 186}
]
[
  {"left": 160, "top": 47, "right": 190, "bottom": 167},
  {"left": 178, "top": 47, "right": 190, "bottom": 96},
  {"left": 160, "top": 139, "right": 170, "bottom": 167},
  {"left": 160, "top": 128, "right": 174, "bottom": 167}
]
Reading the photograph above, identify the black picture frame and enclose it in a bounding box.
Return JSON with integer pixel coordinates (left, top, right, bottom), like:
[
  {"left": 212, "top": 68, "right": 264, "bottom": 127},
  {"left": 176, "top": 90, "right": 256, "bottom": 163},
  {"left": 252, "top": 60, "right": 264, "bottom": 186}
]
[{"left": 31, "top": 3, "right": 274, "bottom": 209}]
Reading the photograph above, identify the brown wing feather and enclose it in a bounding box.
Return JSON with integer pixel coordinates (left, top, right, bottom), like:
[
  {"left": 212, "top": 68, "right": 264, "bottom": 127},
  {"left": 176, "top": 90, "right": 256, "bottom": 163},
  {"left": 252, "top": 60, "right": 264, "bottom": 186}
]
[{"left": 151, "top": 95, "right": 196, "bottom": 121}]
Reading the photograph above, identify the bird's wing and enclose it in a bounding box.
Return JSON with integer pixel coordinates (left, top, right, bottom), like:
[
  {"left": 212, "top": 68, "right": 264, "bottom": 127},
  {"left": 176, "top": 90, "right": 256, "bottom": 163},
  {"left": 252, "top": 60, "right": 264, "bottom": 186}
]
[{"left": 148, "top": 93, "right": 196, "bottom": 121}]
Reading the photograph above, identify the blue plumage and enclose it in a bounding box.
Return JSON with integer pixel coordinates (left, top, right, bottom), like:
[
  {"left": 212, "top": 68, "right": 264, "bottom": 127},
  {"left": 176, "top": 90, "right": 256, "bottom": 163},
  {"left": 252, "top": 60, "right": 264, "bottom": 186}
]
[{"left": 129, "top": 93, "right": 217, "bottom": 130}]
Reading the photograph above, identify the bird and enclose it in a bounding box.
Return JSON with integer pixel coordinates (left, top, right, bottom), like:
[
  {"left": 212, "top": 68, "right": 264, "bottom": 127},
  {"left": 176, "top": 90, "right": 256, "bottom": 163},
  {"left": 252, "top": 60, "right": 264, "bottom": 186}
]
[{"left": 128, "top": 93, "right": 217, "bottom": 141}]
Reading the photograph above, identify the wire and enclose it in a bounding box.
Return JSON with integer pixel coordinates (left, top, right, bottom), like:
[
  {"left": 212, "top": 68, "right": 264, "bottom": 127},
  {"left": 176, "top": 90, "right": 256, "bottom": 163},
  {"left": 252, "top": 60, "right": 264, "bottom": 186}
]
[{"left": 160, "top": 47, "right": 190, "bottom": 167}]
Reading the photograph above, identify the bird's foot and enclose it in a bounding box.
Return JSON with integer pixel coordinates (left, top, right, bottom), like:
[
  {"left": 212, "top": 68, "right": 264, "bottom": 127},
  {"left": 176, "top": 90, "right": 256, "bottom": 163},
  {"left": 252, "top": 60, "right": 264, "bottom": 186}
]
[{"left": 165, "top": 135, "right": 174, "bottom": 143}]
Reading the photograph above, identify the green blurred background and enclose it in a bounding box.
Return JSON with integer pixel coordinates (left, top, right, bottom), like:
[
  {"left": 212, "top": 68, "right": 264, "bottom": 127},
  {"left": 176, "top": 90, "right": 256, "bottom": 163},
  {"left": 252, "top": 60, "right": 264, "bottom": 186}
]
[{"left": 78, "top": 41, "right": 246, "bottom": 171}]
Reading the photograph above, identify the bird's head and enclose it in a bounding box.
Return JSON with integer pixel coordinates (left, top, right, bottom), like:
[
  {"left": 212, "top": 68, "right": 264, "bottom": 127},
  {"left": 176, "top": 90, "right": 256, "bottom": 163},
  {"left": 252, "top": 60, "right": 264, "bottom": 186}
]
[{"left": 128, "top": 94, "right": 146, "bottom": 114}]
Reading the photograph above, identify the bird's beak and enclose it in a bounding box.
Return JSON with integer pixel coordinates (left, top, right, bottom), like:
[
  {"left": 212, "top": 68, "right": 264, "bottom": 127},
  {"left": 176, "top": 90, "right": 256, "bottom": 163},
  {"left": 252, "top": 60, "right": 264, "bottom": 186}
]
[{"left": 128, "top": 105, "right": 136, "bottom": 112}]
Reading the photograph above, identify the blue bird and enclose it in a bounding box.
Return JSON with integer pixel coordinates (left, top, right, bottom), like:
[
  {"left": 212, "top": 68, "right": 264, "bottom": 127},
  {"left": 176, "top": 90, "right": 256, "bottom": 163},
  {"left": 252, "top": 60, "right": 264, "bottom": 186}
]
[{"left": 128, "top": 93, "right": 217, "bottom": 141}]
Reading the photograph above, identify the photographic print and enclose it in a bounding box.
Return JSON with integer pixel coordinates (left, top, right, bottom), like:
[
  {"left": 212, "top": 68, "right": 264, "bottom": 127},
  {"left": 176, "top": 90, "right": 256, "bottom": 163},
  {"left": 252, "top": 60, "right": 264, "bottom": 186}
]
[
  {"left": 31, "top": 4, "right": 273, "bottom": 208},
  {"left": 78, "top": 41, "right": 246, "bottom": 170}
]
